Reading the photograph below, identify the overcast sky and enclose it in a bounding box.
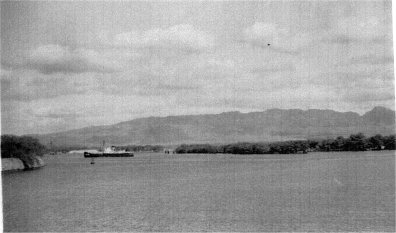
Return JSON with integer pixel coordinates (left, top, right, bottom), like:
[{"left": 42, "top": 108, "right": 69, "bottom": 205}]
[{"left": 1, "top": 1, "right": 394, "bottom": 135}]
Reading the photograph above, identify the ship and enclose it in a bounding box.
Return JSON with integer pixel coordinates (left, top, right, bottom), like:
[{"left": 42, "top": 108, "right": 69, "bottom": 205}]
[{"left": 84, "top": 143, "right": 134, "bottom": 158}]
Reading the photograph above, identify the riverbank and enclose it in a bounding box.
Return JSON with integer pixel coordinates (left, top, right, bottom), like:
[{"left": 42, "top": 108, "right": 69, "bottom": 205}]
[{"left": 1, "top": 156, "right": 45, "bottom": 172}]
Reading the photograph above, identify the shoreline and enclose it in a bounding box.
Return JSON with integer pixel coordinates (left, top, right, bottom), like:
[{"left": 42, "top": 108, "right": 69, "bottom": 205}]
[{"left": 1, "top": 157, "right": 45, "bottom": 172}]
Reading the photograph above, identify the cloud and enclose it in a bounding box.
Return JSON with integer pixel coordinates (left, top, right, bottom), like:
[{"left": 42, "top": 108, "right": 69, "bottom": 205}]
[
  {"left": 13, "top": 92, "right": 176, "bottom": 134},
  {"left": 99, "top": 72, "right": 201, "bottom": 97},
  {"left": 243, "top": 22, "right": 312, "bottom": 53},
  {"left": 36, "top": 112, "right": 81, "bottom": 119},
  {"left": 306, "top": 69, "right": 393, "bottom": 92},
  {"left": 0, "top": 67, "right": 12, "bottom": 77},
  {"left": 251, "top": 63, "right": 295, "bottom": 74},
  {"left": 113, "top": 24, "right": 215, "bottom": 52},
  {"left": 244, "top": 23, "right": 285, "bottom": 43},
  {"left": 1, "top": 57, "right": 207, "bottom": 102},
  {"left": 0, "top": 70, "right": 100, "bottom": 101},
  {"left": 343, "top": 89, "right": 395, "bottom": 103},
  {"left": 348, "top": 55, "right": 393, "bottom": 65},
  {"left": 25, "top": 44, "right": 124, "bottom": 74},
  {"left": 327, "top": 16, "right": 391, "bottom": 44},
  {"left": 1, "top": 99, "right": 87, "bottom": 135}
]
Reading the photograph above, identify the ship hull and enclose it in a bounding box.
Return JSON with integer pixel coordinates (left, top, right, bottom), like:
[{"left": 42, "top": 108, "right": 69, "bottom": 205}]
[{"left": 84, "top": 152, "right": 134, "bottom": 158}]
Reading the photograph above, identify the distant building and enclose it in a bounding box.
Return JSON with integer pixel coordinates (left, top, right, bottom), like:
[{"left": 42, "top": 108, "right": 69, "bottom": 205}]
[{"left": 164, "top": 149, "right": 175, "bottom": 154}]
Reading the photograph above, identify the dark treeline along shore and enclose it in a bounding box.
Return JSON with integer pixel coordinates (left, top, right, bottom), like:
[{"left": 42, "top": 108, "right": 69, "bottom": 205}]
[
  {"left": 2, "top": 133, "right": 395, "bottom": 157},
  {"left": 175, "top": 133, "right": 396, "bottom": 154},
  {"left": 118, "top": 145, "right": 165, "bottom": 152},
  {"left": 1, "top": 135, "right": 46, "bottom": 168}
]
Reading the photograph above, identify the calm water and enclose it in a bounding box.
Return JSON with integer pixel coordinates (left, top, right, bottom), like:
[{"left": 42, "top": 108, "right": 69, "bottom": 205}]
[{"left": 3, "top": 151, "right": 395, "bottom": 232}]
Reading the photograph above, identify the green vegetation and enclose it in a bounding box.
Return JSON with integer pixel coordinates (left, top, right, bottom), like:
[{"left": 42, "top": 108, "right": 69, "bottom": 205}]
[
  {"left": 117, "top": 145, "right": 165, "bottom": 152},
  {"left": 175, "top": 133, "right": 396, "bottom": 154},
  {"left": 1, "top": 135, "right": 46, "bottom": 165},
  {"left": 315, "top": 133, "right": 395, "bottom": 152}
]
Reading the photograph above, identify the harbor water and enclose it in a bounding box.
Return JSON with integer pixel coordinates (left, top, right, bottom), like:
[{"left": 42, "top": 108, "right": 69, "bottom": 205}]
[{"left": 2, "top": 151, "right": 395, "bottom": 232}]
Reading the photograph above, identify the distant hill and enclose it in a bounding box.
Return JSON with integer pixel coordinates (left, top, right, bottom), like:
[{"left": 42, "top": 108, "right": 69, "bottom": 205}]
[{"left": 32, "top": 107, "right": 395, "bottom": 147}]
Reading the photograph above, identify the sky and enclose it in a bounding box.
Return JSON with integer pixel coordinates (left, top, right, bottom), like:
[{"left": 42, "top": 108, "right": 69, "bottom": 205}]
[{"left": 1, "top": 1, "right": 394, "bottom": 135}]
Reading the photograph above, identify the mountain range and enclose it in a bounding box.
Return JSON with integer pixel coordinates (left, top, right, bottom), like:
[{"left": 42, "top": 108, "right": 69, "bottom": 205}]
[{"left": 33, "top": 106, "right": 395, "bottom": 147}]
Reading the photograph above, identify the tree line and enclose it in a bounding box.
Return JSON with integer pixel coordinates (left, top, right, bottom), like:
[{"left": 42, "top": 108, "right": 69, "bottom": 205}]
[
  {"left": 175, "top": 133, "right": 396, "bottom": 154},
  {"left": 2, "top": 133, "right": 394, "bottom": 157},
  {"left": 1, "top": 135, "right": 47, "bottom": 165},
  {"left": 116, "top": 145, "right": 165, "bottom": 152}
]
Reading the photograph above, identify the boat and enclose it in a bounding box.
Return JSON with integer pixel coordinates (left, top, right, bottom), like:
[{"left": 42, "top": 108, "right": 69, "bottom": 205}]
[{"left": 84, "top": 145, "right": 134, "bottom": 158}]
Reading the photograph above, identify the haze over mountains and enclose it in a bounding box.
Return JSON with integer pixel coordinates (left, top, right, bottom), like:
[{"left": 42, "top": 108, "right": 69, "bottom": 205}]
[{"left": 34, "top": 106, "right": 395, "bottom": 147}]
